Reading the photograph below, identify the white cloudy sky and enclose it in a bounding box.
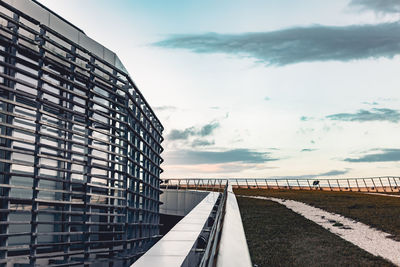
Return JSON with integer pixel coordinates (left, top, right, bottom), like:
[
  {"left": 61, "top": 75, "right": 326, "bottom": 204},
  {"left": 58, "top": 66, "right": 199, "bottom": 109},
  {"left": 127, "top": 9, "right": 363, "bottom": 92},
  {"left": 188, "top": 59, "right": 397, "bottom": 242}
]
[{"left": 38, "top": 0, "right": 400, "bottom": 178}]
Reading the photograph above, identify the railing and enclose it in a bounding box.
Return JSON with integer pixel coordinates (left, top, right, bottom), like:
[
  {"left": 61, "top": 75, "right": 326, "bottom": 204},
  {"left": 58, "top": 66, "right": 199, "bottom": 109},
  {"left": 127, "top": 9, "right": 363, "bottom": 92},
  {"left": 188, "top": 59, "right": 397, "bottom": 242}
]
[
  {"left": 161, "top": 178, "right": 228, "bottom": 191},
  {"left": 231, "top": 176, "right": 400, "bottom": 192},
  {"left": 160, "top": 178, "right": 230, "bottom": 267},
  {"left": 161, "top": 176, "right": 400, "bottom": 193},
  {"left": 199, "top": 181, "right": 228, "bottom": 267}
]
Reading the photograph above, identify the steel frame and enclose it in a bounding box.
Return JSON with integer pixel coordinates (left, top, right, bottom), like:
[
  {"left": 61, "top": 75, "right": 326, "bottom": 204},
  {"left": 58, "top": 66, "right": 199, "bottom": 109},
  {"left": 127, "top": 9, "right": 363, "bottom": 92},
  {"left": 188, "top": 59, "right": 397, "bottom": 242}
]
[{"left": 0, "top": 2, "right": 163, "bottom": 266}]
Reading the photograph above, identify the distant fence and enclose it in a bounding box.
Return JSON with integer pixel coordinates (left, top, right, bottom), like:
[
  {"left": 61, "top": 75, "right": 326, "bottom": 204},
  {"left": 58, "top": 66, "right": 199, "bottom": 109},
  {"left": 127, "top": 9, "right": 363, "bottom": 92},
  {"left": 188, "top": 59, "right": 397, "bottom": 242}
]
[
  {"left": 161, "top": 178, "right": 228, "bottom": 191},
  {"left": 161, "top": 177, "right": 400, "bottom": 193}
]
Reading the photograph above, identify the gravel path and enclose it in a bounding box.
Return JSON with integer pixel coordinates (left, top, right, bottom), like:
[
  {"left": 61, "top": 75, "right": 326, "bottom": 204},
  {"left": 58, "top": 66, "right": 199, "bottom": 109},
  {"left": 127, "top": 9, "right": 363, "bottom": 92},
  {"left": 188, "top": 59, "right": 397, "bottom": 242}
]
[
  {"left": 365, "top": 192, "right": 400, "bottom": 198},
  {"left": 245, "top": 195, "right": 400, "bottom": 266}
]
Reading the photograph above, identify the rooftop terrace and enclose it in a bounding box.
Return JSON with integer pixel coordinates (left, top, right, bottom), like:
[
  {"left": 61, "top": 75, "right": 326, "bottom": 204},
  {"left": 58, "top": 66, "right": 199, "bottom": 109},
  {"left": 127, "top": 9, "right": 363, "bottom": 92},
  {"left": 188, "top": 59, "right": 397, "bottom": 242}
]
[{"left": 157, "top": 178, "right": 400, "bottom": 267}]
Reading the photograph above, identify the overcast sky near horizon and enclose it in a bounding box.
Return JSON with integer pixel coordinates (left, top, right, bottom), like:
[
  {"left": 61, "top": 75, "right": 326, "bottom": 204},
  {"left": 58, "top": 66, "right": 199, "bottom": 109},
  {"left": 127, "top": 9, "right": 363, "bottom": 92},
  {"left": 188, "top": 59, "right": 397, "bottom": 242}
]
[{"left": 38, "top": 0, "right": 400, "bottom": 178}]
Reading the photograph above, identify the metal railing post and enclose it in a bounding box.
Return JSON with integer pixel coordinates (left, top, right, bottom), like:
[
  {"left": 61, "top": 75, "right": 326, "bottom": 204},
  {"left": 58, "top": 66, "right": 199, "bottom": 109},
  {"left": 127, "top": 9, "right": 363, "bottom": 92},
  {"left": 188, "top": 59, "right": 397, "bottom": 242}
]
[
  {"left": 378, "top": 177, "right": 385, "bottom": 192},
  {"left": 371, "top": 178, "right": 377, "bottom": 192},
  {"left": 393, "top": 177, "right": 399, "bottom": 191},
  {"left": 387, "top": 177, "right": 393, "bottom": 192},
  {"left": 337, "top": 179, "right": 341, "bottom": 191},
  {"left": 355, "top": 179, "right": 360, "bottom": 192},
  {"left": 327, "top": 179, "right": 333, "bottom": 191},
  {"left": 363, "top": 178, "right": 369, "bottom": 192}
]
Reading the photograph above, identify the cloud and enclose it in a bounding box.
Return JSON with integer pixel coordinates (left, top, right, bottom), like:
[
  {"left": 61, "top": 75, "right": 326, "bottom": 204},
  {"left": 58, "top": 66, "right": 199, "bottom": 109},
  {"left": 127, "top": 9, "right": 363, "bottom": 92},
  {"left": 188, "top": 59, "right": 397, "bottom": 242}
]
[
  {"left": 344, "top": 148, "right": 400, "bottom": 162},
  {"left": 165, "top": 148, "right": 278, "bottom": 165},
  {"left": 300, "top": 116, "right": 312, "bottom": 121},
  {"left": 301, "top": 148, "right": 316, "bottom": 152},
  {"left": 153, "top": 105, "right": 177, "bottom": 111},
  {"left": 198, "top": 122, "right": 219, "bottom": 136},
  {"left": 349, "top": 0, "right": 400, "bottom": 14},
  {"left": 362, "top": 101, "right": 379, "bottom": 105},
  {"left": 168, "top": 127, "right": 196, "bottom": 140},
  {"left": 167, "top": 121, "right": 220, "bottom": 140},
  {"left": 318, "top": 170, "right": 349, "bottom": 176},
  {"left": 326, "top": 108, "right": 400, "bottom": 123},
  {"left": 191, "top": 139, "right": 215, "bottom": 147},
  {"left": 154, "top": 22, "right": 400, "bottom": 66}
]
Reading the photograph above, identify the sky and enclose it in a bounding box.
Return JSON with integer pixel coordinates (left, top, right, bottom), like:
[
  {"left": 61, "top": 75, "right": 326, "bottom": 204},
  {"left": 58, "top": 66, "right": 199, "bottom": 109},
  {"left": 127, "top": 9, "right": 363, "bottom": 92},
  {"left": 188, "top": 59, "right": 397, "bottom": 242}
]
[{"left": 38, "top": 0, "right": 400, "bottom": 178}]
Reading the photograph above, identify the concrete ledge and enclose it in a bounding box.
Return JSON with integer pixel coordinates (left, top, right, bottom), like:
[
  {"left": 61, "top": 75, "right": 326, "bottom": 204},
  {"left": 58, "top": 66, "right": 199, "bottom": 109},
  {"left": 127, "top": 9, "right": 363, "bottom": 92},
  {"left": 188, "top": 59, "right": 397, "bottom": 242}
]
[
  {"left": 216, "top": 184, "right": 252, "bottom": 267},
  {"left": 132, "top": 191, "right": 220, "bottom": 267}
]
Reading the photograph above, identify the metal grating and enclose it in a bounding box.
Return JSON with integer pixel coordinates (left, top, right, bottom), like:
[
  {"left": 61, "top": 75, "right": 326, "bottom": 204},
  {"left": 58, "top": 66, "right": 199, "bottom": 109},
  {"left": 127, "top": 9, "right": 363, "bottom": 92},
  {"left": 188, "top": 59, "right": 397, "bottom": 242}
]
[{"left": 0, "top": 1, "right": 163, "bottom": 266}]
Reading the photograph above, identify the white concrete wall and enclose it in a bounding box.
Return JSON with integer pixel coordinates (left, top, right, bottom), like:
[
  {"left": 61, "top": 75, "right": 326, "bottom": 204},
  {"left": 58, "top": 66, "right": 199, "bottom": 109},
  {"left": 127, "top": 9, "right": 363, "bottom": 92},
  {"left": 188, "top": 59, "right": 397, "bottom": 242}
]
[{"left": 160, "top": 189, "right": 209, "bottom": 216}]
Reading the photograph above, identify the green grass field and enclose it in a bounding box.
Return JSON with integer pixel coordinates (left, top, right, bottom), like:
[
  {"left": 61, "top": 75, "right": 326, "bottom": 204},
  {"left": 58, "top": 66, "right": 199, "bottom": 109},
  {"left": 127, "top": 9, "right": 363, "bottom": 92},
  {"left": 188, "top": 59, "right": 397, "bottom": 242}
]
[
  {"left": 236, "top": 196, "right": 394, "bottom": 267},
  {"left": 235, "top": 189, "right": 400, "bottom": 240}
]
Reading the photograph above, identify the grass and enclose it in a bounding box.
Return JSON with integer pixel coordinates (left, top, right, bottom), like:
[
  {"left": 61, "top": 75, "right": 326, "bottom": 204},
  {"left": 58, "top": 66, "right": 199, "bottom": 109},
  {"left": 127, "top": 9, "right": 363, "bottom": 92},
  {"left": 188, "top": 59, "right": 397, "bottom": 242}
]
[
  {"left": 235, "top": 188, "right": 400, "bottom": 239},
  {"left": 237, "top": 196, "right": 394, "bottom": 267}
]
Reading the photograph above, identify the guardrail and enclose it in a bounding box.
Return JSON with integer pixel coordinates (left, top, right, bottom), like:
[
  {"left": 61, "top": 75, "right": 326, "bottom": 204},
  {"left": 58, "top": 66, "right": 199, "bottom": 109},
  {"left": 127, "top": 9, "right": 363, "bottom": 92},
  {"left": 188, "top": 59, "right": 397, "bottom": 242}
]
[
  {"left": 159, "top": 179, "right": 252, "bottom": 267},
  {"left": 161, "top": 176, "right": 400, "bottom": 193},
  {"left": 231, "top": 176, "right": 400, "bottom": 192},
  {"left": 161, "top": 178, "right": 228, "bottom": 191},
  {"left": 199, "top": 182, "right": 228, "bottom": 267}
]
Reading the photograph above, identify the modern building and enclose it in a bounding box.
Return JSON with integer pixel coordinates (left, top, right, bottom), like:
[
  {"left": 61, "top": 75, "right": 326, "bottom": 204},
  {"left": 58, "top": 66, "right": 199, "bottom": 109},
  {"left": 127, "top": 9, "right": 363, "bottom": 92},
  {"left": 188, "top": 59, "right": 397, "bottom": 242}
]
[{"left": 0, "top": 0, "right": 164, "bottom": 266}]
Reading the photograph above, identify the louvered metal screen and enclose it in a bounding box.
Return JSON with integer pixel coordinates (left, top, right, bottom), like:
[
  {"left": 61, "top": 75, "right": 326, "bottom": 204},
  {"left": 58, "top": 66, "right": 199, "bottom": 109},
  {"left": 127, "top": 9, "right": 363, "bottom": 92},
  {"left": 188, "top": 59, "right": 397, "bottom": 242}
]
[{"left": 0, "top": 1, "right": 164, "bottom": 266}]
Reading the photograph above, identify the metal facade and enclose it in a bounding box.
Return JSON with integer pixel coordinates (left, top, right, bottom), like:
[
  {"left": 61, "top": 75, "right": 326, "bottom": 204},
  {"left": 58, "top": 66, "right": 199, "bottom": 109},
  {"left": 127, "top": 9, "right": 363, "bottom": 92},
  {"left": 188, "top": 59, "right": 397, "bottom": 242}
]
[{"left": 0, "top": 1, "right": 163, "bottom": 266}]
